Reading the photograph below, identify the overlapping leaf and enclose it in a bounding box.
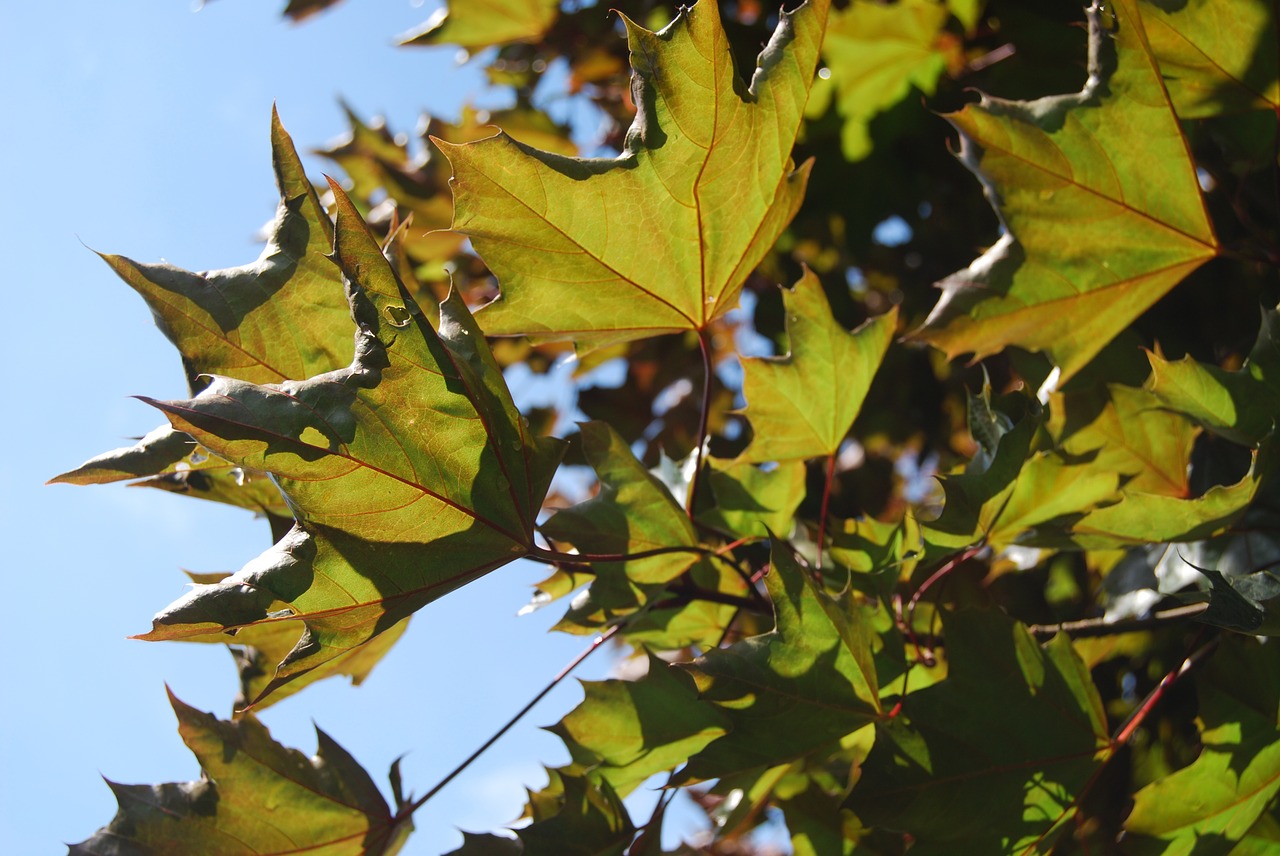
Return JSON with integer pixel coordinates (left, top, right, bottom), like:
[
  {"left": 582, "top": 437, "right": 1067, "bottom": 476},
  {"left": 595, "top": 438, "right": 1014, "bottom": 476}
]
[
  {"left": 680, "top": 545, "right": 881, "bottom": 781},
  {"left": 848, "top": 609, "right": 1111, "bottom": 854},
  {"left": 551, "top": 652, "right": 729, "bottom": 796},
  {"left": 135, "top": 185, "right": 563, "bottom": 700},
  {"left": 439, "top": 0, "right": 830, "bottom": 346},
  {"left": 918, "top": 0, "right": 1219, "bottom": 380},
  {"left": 739, "top": 269, "right": 897, "bottom": 463},
  {"left": 1139, "top": 0, "right": 1278, "bottom": 118},
  {"left": 1123, "top": 638, "right": 1280, "bottom": 852},
  {"left": 71, "top": 691, "right": 411, "bottom": 855},
  {"left": 53, "top": 111, "right": 353, "bottom": 512}
]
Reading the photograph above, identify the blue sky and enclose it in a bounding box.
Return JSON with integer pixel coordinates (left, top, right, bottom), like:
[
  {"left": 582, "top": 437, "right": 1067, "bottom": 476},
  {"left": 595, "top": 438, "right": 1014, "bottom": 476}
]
[{"left": 0, "top": 2, "right": 686, "bottom": 852}]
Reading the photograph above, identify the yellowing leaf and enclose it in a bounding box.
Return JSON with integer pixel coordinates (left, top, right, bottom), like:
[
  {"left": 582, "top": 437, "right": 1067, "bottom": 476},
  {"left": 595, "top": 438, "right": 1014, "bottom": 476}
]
[
  {"left": 439, "top": 0, "right": 830, "bottom": 347},
  {"left": 1140, "top": 0, "right": 1278, "bottom": 118},
  {"left": 136, "top": 185, "right": 563, "bottom": 700},
  {"left": 399, "top": 0, "right": 559, "bottom": 51},
  {"left": 740, "top": 269, "right": 897, "bottom": 463},
  {"left": 918, "top": 0, "right": 1219, "bottom": 380},
  {"left": 71, "top": 691, "right": 412, "bottom": 855}
]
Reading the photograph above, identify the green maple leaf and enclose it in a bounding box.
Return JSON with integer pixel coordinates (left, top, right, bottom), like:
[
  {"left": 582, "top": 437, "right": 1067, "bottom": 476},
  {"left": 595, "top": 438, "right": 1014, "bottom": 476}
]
[
  {"left": 917, "top": 0, "right": 1219, "bottom": 380},
  {"left": 134, "top": 184, "right": 563, "bottom": 700},
  {"left": 739, "top": 269, "right": 897, "bottom": 463},
  {"left": 399, "top": 0, "right": 559, "bottom": 51},
  {"left": 1146, "top": 308, "right": 1280, "bottom": 446},
  {"left": 848, "top": 609, "right": 1111, "bottom": 855},
  {"left": 1140, "top": 0, "right": 1278, "bottom": 118},
  {"left": 806, "top": 0, "right": 953, "bottom": 161},
  {"left": 1123, "top": 638, "right": 1280, "bottom": 852},
  {"left": 52, "top": 110, "right": 352, "bottom": 512},
  {"left": 550, "top": 651, "right": 730, "bottom": 796},
  {"left": 181, "top": 572, "right": 411, "bottom": 714},
  {"left": 437, "top": 0, "right": 830, "bottom": 347},
  {"left": 71, "top": 691, "right": 412, "bottom": 855},
  {"left": 699, "top": 456, "right": 806, "bottom": 539},
  {"left": 680, "top": 544, "right": 881, "bottom": 782}
]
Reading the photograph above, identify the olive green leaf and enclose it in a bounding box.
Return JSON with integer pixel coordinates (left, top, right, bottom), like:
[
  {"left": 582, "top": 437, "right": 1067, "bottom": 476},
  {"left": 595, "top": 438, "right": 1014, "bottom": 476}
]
[
  {"left": 680, "top": 544, "right": 881, "bottom": 782},
  {"left": 918, "top": 0, "right": 1219, "bottom": 380},
  {"left": 1123, "top": 638, "right": 1280, "bottom": 852},
  {"left": 399, "top": 0, "right": 559, "bottom": 51},
  {"left": 52, "top": 110, "right": 352, "bottom": 513},
  {"left": 807, "top": 0, "right": 954, "bottom": 161},
  {"left": 550, "top": 651, "right": 730, "bottom": 796},
  {"left": 1140, "top": 0, "right": 1278, "bottom": 118},
  {"left": 848, "top": 609, "right": 1110, "bottom": 855},
  {"left": 438, "top": 0, "right": 830, "bottom": 347},
  {"left": 70, "top": 691, "right": 411, "bottom": 855},
  {"left": 739, "top": 269, "right": 897, "bottom": 463},
  {"left": 699, "top": 456, "right": 806, "bottom": 539},
  {"left": 135, "top": 185, "right": 563, "bottom": 701}
]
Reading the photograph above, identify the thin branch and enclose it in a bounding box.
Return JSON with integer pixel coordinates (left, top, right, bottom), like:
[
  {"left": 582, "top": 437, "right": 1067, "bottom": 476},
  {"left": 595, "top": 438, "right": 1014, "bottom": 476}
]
[
  {"left": 399, "top": 625, "right": 618, "bottom": 818},
  {"left": 1026, "top": 602, "right": 1209, "bottom": 639},
  {"left": 685, "top": 329, "right": 714, "bottom": 518},
  {"left": 529, "top": 543, "right": 765, "bottom": 605}
]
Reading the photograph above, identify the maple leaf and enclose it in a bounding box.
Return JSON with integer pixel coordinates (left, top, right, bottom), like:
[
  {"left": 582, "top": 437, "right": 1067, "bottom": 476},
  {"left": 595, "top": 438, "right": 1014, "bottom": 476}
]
[
  {"left": 437, "top": 0, "right": 831, "bottom": 347},
  {"left": 807, "top": 0, "right": 955, "bottom": 161},
  {"left": 739, "top": 268, "right": 897, "bottom": 463},
  {"left": 1139, "top": 0, "right": 1279, "bottom": 118},
  {"left": 134, "top": 183, "right": 563, "bottom": 701},
  {"left": 679, "top": 545, "right": 881, "bottom": 782},
  {"left": 399, "top": 0, "right": 559, "bottom": 51},
  {"left": 71, "top": 690, "right": 412, "bottom": 855},
  {"left": 917, "top": 0, "right": 1219, "bottom": 380},
  {"left": 848, "top": 609, "right": 1111, "bottom": 855},
  {"left": 1123, "top": 638, "right": 1280, "bottom": 851},
  {"left": 52, "top": 110, "right": 353, "bottom": 512}
]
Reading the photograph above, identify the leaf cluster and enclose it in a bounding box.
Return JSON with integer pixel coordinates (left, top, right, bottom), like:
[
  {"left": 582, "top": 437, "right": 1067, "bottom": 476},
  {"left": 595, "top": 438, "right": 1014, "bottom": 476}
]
[{"left": 56, "top": 0, "right": 1280, "bottom": 853}]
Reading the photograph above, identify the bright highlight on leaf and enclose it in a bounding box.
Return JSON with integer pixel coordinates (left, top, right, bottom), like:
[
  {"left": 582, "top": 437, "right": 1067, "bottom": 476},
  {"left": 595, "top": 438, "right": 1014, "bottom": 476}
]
[
  {"left": 439, "top": 0, "right": 830, "bottom": 347},
  {"left": 399, "top": 0, "right": 559, "bottom": 51},
  {"left": 739, "top": 268, "right": 897, "bottom": 463},
  {"left": 919, "top": 0, "right": 1219, "bottom": 380}
]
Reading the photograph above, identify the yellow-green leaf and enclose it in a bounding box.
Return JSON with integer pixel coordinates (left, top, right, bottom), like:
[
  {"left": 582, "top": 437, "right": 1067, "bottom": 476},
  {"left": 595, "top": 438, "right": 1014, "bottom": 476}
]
[{"left": 439, "top": 0, "right": 830, "bottom": 347}]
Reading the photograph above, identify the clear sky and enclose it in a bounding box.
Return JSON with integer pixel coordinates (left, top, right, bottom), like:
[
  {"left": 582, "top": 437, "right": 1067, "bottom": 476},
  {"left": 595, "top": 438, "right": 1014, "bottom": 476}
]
[{"left": 0, "top": 2, "right": 675, "bottom": 852}]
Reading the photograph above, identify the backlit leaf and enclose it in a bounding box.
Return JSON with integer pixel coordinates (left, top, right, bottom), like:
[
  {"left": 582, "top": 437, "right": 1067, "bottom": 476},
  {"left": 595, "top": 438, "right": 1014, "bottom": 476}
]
[
  {"left": 680, "top": 544, "right": 881, "bottom": 781},
  {"left": 439, "top": 0, "right": 830, "bottom": 347},
  {"left": 918, "top": 0, "right": 1219, "bottom": 380},
  {"left": 1123, "top": 638, "right": 1280, "bottom": 852},
  {"left": 70, "top": 691, "right": 411, "bottom": 855},
  {"left": 739, "top": 269, "right": 897, "bottom": 463},
  {"left": 848, "top": 610, "right": 1110, "bottom": 855},
  {"left": 399, "top": 0, "right": 559, "bottom": 51},
  {"left": 135, "top": 185, "right": 563, "bottom": 700}
]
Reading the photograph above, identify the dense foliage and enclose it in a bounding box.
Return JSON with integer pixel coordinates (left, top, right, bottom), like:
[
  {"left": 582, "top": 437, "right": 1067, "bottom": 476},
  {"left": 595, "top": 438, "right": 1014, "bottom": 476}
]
[{"left": 57, "top": 0, "right": 1280, "bottom": 852}]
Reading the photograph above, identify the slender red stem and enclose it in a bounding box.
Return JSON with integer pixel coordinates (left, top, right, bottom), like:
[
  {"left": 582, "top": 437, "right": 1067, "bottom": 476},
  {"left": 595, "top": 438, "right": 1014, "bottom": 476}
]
[
  {"left": 400, "top": 625, "right": 618, "bottom": 818},
  {"left": 685, "top": 330, "right": 714, "bottom": 518},
  {"left": 815, "top": 453, "right": 837, "bottom": 576}
]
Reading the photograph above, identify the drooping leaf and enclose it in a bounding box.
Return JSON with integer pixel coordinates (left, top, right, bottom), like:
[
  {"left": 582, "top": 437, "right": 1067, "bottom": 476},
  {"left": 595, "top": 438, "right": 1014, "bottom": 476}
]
[
  {"left": 439, "top": 0, "right": 830, "bottom": 347},
  {"left": 1194, "top": 567, "right": 1280, "bottom": 637},
  {"left": 135, "top": 185, "right": 563, "bottom": 701},
  {"left": 918, "top": 0, "right": 1219, "bottom": 380},
  {"left": 180, "top": 572, "right": 410, "bottom": 714},
  {"left": 70, "top": 691, "right": 411, "bottom": 855},
  {"left": 1123, "top": 638, "right": 1280, "bottom": 852},
  {"left": 739, "top": 269, "right": 897, "bottom": 463},
  {"left": 550, "top": 651, "right": 730, "bottom": 796},
  {"left": 806, "top": 0, "right": 954, "bottom": 161},
  {"left": 680, "top": 544, "right": 881, "bottom": 781},
  {"left": 399, "top": 0, "right": 559, "bottom": 51},
  {"left": 1139, "top": 0, "right": 1278, "bottom": 118},
  {"left": 847, "top": 610, "right": 1111, "bottom": 855}
]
